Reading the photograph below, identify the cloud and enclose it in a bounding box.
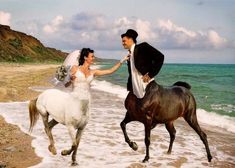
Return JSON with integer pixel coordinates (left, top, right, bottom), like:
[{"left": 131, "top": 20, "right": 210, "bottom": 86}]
[
  {"left": 70, "top": 12, "right": 107, "bottom": 31},
  {"left": 43, "top": 15, "right": 64, "bottom": 33},
  {"left": 114, "top": 17, "right": 133, "bottom": 29},
  {"left": 12, "top": 19, "right": 44, "bottom": 39},
  {"left": 42, "top": 13, "right": 119, "bottom": 50},
  {"left": 0, "top": 11, "right": 11, "bottom": 26},
  {"left": 159, "top": 19, "right": 197, "bottom": 38},
  {"left": 135, "top": 19, "right": 157, "bottom": 41},
  {"left": 37, "top": 13, "right": 231, "bottom": 51},
  {"left": 208, "top": 30, "right": 227, "bottom": 48},
  {"left": 61, "top": 15, "right": 158, "bottom": 50},
  {"left": 157, "top": 19, "right": 228, "bottom": 49},
  {"left": 113, "top": 17, "right": 156, "bottom": 41},
  {"left": 40, "top": 13, "right": 114, "bottom": 50}
]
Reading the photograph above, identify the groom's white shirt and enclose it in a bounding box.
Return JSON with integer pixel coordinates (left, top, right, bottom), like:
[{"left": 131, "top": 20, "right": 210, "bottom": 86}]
[{"left": 129, "top": 44, "right": 153, "bottom": 98}]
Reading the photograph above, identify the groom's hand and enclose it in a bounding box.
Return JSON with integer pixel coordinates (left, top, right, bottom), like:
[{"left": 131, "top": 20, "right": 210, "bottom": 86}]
[{"left": 142, "top": 73, "right": 151, "bottom": 83}]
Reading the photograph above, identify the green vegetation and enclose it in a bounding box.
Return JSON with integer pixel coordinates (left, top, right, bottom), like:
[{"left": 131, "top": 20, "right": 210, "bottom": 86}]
[
  {"left": 0, "top": 24, "right": 67, "bottom": 63},
  {"left": 8, "top": 38, "right": 23, "bottom": 49},
  {"left": 32, "top": 46, "right": 48, "bottom": 55}
]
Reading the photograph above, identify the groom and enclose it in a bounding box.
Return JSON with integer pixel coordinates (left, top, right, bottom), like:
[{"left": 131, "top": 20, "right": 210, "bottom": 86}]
[{"left": 121, "top": 29, "right": 164, "bottom": 109}]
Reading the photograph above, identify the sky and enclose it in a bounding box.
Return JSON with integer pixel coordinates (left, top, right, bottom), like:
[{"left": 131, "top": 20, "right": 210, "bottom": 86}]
[{"left": 0, "top": 0, "right": 235, "bottom": 64}]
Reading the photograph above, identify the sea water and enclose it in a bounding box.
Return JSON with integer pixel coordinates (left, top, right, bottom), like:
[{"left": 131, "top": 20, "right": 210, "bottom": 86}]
[
  {"left": 0, "top": 62, "right": 234, "bottom": 167},
  {"left": 98, "top": 62, "right": 235, "bottom": 118}
]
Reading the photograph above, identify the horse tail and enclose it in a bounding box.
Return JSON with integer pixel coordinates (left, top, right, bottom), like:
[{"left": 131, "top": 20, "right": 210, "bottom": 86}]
[
  {"left": 29, "top": 98, "right": 39, "bottom": 132},
  {"left": 173, "top": 81, "right": 191, "bottom": 90}
]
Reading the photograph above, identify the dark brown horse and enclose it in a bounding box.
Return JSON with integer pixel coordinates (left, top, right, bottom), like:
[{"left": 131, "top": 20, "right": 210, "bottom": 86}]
[{"left": 120, "top": 81, "right": 212, "bottom": 162}]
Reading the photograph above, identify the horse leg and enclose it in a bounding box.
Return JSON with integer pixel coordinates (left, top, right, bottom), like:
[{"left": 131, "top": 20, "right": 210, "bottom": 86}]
[
  {"left": 120, "top": 112, "right": 138, "bottom": 151},
  {"left": 165, "top": 122, "right": 176, "bottom": 154},
  {"left": 61, "top": 126, "right": 77, "bottom": 156},
  {"left": 48, "top": 119, "right": 58, "bottom": 130},
  {"left": 71, "top": 128, "right": 83, "bottom": 166},
  {"left": 184, "top": 111, "right": 212, "bottom": 162},
  {"left": 42, "top": 114, "right": 57, "bottom": 155},
  {"left": 143, "top": 123, "right": 151, "bottom": 162}
]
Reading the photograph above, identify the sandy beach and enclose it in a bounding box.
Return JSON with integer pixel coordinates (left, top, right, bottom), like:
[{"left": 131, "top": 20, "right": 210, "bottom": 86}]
[
  {"left": 0, "top": 63, "right": 235, "bottom": 168},
  {"left": 0, "top": 63, "right": 58, "bottom": 168}
]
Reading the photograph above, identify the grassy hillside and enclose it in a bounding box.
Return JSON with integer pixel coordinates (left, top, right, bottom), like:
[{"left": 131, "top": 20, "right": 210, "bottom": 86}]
[{"left": 0, "top": 24, "right": 67, "bottom": 62}]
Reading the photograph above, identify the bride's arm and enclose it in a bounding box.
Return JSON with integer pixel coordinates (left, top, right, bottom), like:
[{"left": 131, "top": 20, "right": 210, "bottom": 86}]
[
  {"left": 70, "top": 65, "right": 78, "bottom": 80},
  {"left": 93, "top": 55, "right": 129, "bottom": 76},
  {"left": 64, "top": 65, "right": 78, "bottom": 87}
]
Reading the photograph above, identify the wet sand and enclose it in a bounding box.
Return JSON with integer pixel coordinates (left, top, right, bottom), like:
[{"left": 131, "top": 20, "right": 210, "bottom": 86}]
[
  {"left": 0, "top": 63, "right": 234, "bottom": 168},
  {"left": 0, "top": 63, "right": 58, "bottom": 168}
]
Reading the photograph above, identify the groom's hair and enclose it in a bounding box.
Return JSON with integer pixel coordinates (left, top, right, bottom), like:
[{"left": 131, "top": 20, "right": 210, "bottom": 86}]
[{"left": 79, "top": 48, "right": 94, "bottom": 65}]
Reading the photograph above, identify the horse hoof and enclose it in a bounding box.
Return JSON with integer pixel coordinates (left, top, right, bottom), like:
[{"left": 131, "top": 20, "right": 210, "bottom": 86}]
[
  {"left": 167, "top": 150, "right": 172, "bottom": 154},
  {"left": 142, "top": 156, "right": 149, "bottom": 163},
  {"left": 48, "top": 145, "right": 57, "bottom": 155},
  {"left": 71, "top": 161, "right": 78, "bottom": 166},
  {"left": 208, "top": 155, "right": 212, "bottom": 162},
  {"left": 130, "top": 142, "right": 138, "bottom": 151},
  {"left": 61, "top": 150, "right": 69, "bottom": 156}
]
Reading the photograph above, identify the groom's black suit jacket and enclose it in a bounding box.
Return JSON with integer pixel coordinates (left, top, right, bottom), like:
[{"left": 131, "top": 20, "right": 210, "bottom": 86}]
[{"left": 127, "top": 42, "right": 164, "bottom": 92}]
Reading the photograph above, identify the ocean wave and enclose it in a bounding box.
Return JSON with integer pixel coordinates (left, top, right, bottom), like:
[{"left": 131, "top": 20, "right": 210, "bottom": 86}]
[
  {"left": 211, "top": 104, "right": 235, "bottom": 113},
  {"left": 0, "top": 84, "right": 235, "bottom": 166},
  {"left": 91, "top": 79, "right": 128, "bottom": 99},
  {"left": 0, "top": 101, "right": 219, "bottom": 167},
  {"left": 197, "top": 108, "right": 235, "bottom": 133},
  {"left": 91, "top": 79, "right": 235, "bottom": 134}
]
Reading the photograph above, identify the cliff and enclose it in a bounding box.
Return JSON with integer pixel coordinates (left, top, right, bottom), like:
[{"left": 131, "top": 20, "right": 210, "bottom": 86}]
[{"left": 0, "top": 24, "right": 67, "bottom": 62}]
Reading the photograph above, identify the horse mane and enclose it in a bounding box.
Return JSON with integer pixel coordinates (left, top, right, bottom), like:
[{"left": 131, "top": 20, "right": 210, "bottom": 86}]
[{"left": 173, "top": 81, "right": 191, "bottom": 90}]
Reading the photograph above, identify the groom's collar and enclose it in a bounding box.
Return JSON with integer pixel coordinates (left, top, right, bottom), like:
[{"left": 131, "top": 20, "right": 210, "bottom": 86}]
[{"left": 130, "top": 44, "right": 135, "bottom": 54}]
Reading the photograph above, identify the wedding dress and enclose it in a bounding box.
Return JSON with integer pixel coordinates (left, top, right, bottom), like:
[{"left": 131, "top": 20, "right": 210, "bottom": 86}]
[
  {"left": 37, "top": 69, "right": 94, "bottom": 126},
  {"left": 71, "top": 69, "right": 94, "bottom": 100}
]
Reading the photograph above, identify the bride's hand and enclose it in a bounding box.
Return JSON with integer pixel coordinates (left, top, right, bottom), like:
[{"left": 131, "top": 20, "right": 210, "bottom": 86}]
[
  {"left": 120, "top": 55, "right": 130, "bottom": 64},
  {"left": 70, "top": 75, "right": 76, "bottom": 80}
]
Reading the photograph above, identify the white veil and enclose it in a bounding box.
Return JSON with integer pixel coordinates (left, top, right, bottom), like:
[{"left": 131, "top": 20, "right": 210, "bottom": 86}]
[
  {"left": 63, "top": 50, "right": 80, "bottom": 67},
  {"left": 54, "top": 50, "right": 80, "bottom": 86}
]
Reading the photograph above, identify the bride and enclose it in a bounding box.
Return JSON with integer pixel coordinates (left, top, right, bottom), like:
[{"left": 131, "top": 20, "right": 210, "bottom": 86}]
[{"left": 28, "top": 48, "right": 129, "bottom": 165}]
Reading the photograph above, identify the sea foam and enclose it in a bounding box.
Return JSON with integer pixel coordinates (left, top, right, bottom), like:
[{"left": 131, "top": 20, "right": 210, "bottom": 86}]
[
  {"left": 91, "top": 79, "right": 235, "bottom": 134},
  {"left": 197, "top": 108, "right": 235, "bottom": 133},
  {"left": 0, "top": 79, "right": 234, "bottom": 167}
]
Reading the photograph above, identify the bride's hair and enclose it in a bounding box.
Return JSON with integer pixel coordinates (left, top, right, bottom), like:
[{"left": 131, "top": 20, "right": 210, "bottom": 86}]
[{"left": 79, "top": 48, "right": 94, "bottom": 66}]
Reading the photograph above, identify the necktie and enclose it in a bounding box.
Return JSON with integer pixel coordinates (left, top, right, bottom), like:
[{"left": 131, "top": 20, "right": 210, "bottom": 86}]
[{"left": 128, "top": 49, "right": 131, "bottom": 57}]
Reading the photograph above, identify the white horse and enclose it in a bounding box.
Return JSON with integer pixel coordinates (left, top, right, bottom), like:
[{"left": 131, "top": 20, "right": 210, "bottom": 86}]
[
  {"left": 29, "top": 70, "right": 92, "bottom": 166},
  {"left": 28, "top": 49, "right": 129, "bottom": 165}
]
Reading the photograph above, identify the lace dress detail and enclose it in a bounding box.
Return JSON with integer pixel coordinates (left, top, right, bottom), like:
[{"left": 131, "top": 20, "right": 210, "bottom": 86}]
[{"left": 71, "top": 70, "right": 94, "bottom": 100}]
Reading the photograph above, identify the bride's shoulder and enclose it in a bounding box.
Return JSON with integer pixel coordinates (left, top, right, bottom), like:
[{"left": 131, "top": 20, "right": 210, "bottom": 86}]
[
  {"left": 70, "top": 65, "right": 79, "bottom": 77},
  {"left": 71, "top": 65, "right": 79, "bottom": 69},
  {"left": 71, "top": 65, "right": 79, "bottom": 71},
  {"left": 90, "top": 69, "right": 98, "bottom": 76}
]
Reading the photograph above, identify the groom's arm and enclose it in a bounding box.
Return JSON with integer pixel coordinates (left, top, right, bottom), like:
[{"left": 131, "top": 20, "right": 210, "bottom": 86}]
[{"left": 147, "top": 46, "right": 164, "bottom": 78}]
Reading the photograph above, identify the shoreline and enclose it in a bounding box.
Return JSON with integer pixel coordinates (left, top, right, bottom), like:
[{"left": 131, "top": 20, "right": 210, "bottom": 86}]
[
  {"left": 0, "top": 63, "right": 59, "bottom": 168},
  {"left": 0, "top": 63, "right": 235, "bottom": 167},
  {"left": 2, "top": 88, "right": 235, "bottom": 167}
]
